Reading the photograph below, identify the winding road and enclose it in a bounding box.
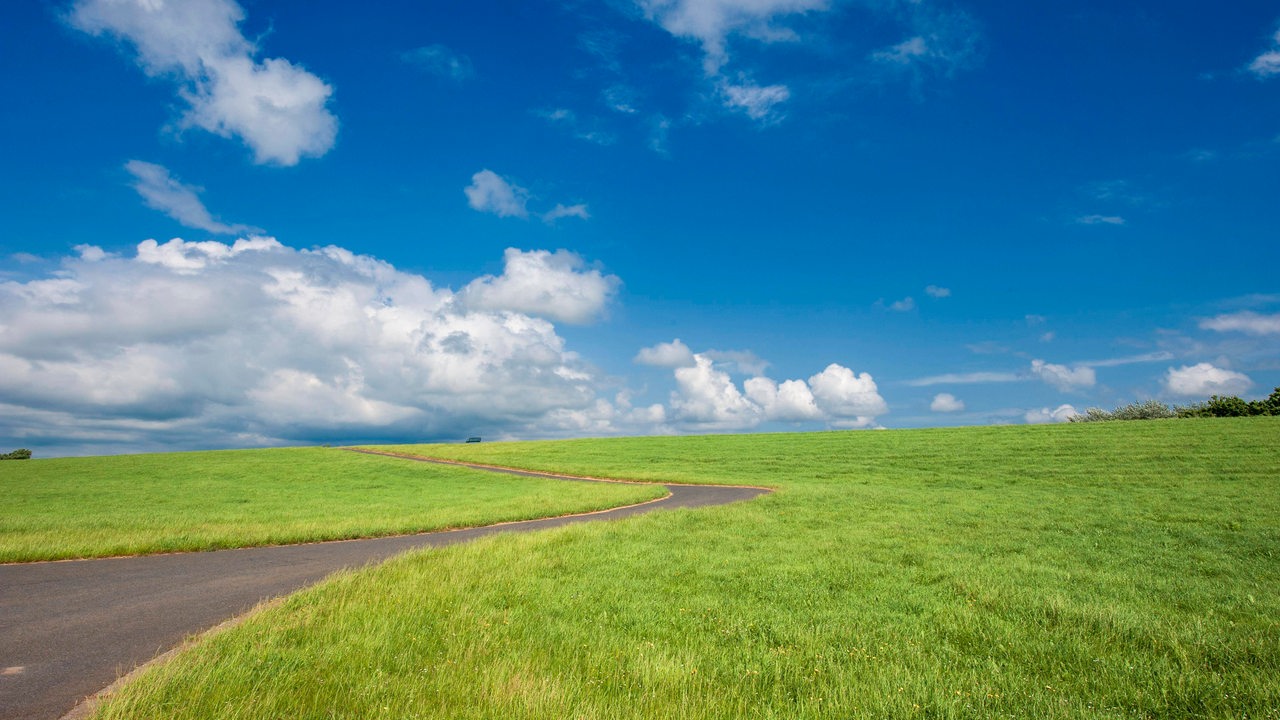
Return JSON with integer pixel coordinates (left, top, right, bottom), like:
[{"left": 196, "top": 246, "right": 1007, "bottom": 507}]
[{"left": 0, "top": 452, "right": 768, "bottom": 720}]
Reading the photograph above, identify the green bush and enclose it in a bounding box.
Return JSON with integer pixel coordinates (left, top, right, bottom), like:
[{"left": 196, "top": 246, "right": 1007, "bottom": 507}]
[
  {"left": 1071, "top": 400, "right": 1175, "bottom": 422},
  {"left": 0, "top": 448, "right": 32, "bottom": 460},
  {"left": 1263, "top": 387, "right": 1280, "bottom": 415},
  {"left": 1112, "top": 399, "right": 1178, "bottom": 420},
  {"left": 1069, "top": 407, "right": 1114, "bottom": 423}
]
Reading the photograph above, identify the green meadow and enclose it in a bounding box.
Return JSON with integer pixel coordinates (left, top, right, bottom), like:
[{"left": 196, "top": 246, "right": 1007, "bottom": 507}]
[
  {"left": 0, "top": 447, "right": 663, "bottom": 562},
  {"left": 88, "top": 419, "right": 1279, "bottom": 719}
]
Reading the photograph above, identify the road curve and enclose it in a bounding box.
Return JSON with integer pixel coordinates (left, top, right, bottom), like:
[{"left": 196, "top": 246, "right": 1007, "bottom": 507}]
[{"left": 0, "top": 452, "right": 769, "bottom": 720}]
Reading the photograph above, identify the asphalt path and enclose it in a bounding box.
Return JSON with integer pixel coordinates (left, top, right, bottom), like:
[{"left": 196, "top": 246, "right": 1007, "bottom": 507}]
[{"left": 0, "top": 452, "right": 768, "bottom": 720}]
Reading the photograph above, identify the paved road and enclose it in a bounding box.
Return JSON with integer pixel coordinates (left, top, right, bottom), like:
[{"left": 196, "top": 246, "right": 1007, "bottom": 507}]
[{"left": 0, "top": 453, "right": 767, "bottom": 720}]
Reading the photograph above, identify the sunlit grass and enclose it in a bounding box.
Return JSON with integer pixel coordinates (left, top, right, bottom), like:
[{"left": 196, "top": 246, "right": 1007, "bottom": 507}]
[
  {"left": 93, "top": 420, "right": 1280, "bottom": 718},
  {"left": 0, "top": 447, "right": 663, "bottom": 562}
]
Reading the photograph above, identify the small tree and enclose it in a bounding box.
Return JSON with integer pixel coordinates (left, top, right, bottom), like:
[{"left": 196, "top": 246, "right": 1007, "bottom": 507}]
[
  {"left": 1262, "top": 387, "right": 1280, "bottom": 416},
  {"left": 1204, "top": 395, "right": 1251, "bottom": 417},
  {"left": 0, "top": 448, "right": 32, "bottom": 460}
]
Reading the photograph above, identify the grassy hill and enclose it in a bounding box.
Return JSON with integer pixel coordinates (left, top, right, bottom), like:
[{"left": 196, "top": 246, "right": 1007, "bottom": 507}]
[
  {"left": 0, "top": 447, "right": 662, "bottom": 562},
  {"left": 87, "top": 419, "right": 1280, "bottom": 718}
]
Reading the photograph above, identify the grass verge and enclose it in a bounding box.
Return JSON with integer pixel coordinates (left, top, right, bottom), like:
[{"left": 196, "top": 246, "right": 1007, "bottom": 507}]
[
  {"left": 92, "top": 420, "right": 1279, "bottom": 718},
  {"left": 0, "top": 447, "right": 664, "bottom": 562}
]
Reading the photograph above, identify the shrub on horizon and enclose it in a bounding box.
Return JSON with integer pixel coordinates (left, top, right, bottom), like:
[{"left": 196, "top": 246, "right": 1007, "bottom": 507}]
[
  {"left": 1111, "top": 399, "right": 1178, "bottom": 420},
  {"left": 0, "top": 448, "right": 32, "bottom": 460},
  {"left": 1069, "top": 407, "right": 1115, "bottom": 423},
  {"left": 1070, "top": 400, "right": 1176, "bottom": 423}
]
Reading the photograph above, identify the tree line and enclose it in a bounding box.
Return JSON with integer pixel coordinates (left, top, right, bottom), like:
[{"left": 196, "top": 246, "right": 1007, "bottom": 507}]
[{"left": 1071, "top": 387, "right": 1280, "bottom": 423}]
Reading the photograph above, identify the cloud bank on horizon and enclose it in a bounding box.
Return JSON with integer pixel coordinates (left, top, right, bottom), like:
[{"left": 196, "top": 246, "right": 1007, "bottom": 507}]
[{"left": 1, "top": 0, "right": 1276, "bottom": 455}]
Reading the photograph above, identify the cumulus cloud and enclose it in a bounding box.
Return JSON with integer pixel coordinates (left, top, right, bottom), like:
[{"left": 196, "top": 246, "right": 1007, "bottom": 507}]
[
  {"left": 925, "top": 285, "right": 950, "bottom": 298},
  {"left": 68, "top": 0, "right": 337, "bottom": 166},
  {"left": 464, "top": 170, "right": 530, "bottom": 219},
  {"left": 888, "top": 296, "right": 916, "bottom": 312},
  {"left": 808, "top": 363, "right": 889, "bottom": 420},
  {"left": 1025, "top": 404, "right": 1078, "bottom": 424},
  {"left": 0, "top": 239, "right": 628, "bottom": 454},
  {"left": 465, "top": 170, "right": 590, "bottom": 223},
  {"left": 744, "top": 376, "right": 823, "bottom": 421},
  {"left": 1200, "top": 311, "right": 1280, "bottom": 336},
  {"left": 125, "top": 161, "right": 258, "bottom": 234},
  {"left": 402, "top": 44, "right": 474, "bottom": 81},
  {"left": 670, "top": 354, "right": 763, "bottom": 428},
  {"left": 635, "top": 339, "right": 696, "bottom": 368},
  {"left": 666, "top": 352, "right": 887, "bottom": 429},
  {"left": 930, "top": 392, "right": 964, "bottom": 412},
  {"left": 1248, "top": 28, "right": 1280, "bottom": 78},
  {"left": 1030, "top": 359, "right": 1096, "bottom": 392},
  {"left": 459, "top": 248, "right": 621, "bottom": 324},
  {"left": 1164, "top": 363, "right": 1253, "bottom": 397}
]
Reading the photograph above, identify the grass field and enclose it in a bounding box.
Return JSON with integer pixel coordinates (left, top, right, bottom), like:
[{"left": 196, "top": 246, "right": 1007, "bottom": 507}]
[
  {"left": 0, "top": 447, "right": 664, "bottom": 562},
  {"left": 91, "top": 419, "right": 1280, "bottom": 718}
]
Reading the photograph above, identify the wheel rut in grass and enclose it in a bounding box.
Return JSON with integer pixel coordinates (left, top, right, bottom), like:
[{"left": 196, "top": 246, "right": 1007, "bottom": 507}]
[{"left": 0, "top": 450, "right": 769, "bottom": 720}]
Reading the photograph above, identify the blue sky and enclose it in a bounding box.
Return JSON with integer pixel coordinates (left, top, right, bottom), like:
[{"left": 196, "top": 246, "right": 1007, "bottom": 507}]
[{"left": 1, "top": 0, "right": 1278, "bottom": 455}]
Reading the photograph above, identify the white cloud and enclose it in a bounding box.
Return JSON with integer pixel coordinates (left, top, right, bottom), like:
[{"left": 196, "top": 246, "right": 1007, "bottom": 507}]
[
  {"left": 465, "top": 170, "right": 591, "bottom": 223},
  {"left": 1025, "top": 404, "right": 1078, "bottom": 424},
  {"left": 719, "top": 80, "right": 790, "bottom": 121},
  {"left": 542, "top": 204, "right": 591, "bottom": 224},
  {"left": 635, "top": 339, "right": 697, "bottom": 368},
  {"left": 402, "top": 44, "right": 474, "bottom": 81},
  {"left": 1200, "top": 311, "right": 1280, "bottom": 336},
  {"left": 666, "top": 353, "right": 886, "bottom": 430},
  {"left": 930, "top": 393, "right": 964, "bottom": 412},
  {"left": 888, "top": 296, "right": 915, "bottom": 312},
  {"left": 69, "top": 0, "right": 337, "bottom": 166},
  {"left": 702, "top": 349, "right": 770, "bottom": 376},
  {"left": 125, "top": 161, "right": 258, "bottom": 235},
  {"left": 905, "top": 371, "right": 1021, "bottom": 387},
  {"left": 0, "top": 239, "right": 627, "bottom": 454},
  {"left": 744, "top": 376, "right": 823, "bottom": 421},
  {"left": 1075, "top": 214, "right": 1126, "bottom": 226},
  {"left": 1164, "top": 363, "right": 1253, "bottom": 397},
  {"left": 459, "top": 248, "right": 620, "bottom": 325},
  {"left": 670, "top": 354, "right": 763, "bottom": 428},
  {"left": 634, "top": 0, "right": 830, "bottom": 76},
  {"left": 464, "top": 170, "right": 530, "bottom": 219},
  {"left": 74, "top": 245, "right": 110, "bottom": 262},
  {"left": 808, "top": 363, "right": 889, "bottom": 419},
  {"left": 135, "top": 236, "right": 281, "bottom": 274},
  {"left": 925, "top": 285, "right": 950, "bottom": 298},
  {"left": 1248, "top": 28, "right": 1280, "bottom": 78},
  {"left": 1030, "top": 359, "right": 1096, "bottom": 392}
]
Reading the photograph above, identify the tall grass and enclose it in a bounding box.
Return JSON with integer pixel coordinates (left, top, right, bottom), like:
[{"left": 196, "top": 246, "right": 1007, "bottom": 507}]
[
  {"left": 93, "top": 420, "right": 1280, "bottom": 718},
  {"left": 0, "top": 447, "right": 663, "bottom": 562}
]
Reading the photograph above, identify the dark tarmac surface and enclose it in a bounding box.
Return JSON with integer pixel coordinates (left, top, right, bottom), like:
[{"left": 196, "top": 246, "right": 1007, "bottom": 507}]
[{"left": 0, "top": 453, "right": 767, "bottom": 720}]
